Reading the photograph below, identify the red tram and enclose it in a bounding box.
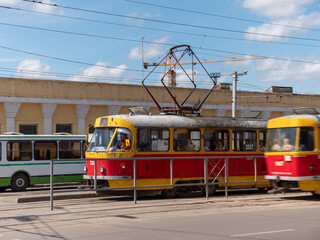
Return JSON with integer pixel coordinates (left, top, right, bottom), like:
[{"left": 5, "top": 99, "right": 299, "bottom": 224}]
[
  {"left": 84, "top": 112, "right": 269, "bottom": 197},
  {"left": 265, "top": 111, "right": 320, "bottom": 194}
]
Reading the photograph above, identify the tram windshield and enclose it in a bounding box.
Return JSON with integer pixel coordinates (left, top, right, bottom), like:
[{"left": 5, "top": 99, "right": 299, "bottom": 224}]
[
  {"left": 266, "top": 128, "right": 297, "bottom": 152},
  {"left": 87, "top": 128, "right": 132, "bottom": 152}
]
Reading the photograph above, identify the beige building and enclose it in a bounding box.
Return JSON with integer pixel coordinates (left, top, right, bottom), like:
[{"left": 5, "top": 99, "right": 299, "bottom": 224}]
[{"left": 0, "top": 77, "right": 318, "bottom": 135}]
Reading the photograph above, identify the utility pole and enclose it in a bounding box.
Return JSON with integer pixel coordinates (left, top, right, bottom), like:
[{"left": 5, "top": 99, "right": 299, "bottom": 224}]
[
  {"left": 141, "top": 36, "right": 144, "bottom": 79},
  {"left": 232, "top": 71, "right": 247, "bottom": 118}
]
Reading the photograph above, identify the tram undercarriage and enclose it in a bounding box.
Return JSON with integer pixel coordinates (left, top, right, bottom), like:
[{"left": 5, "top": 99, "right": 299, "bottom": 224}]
[{"left": 269, "top": 180, "right": 299, "bottom": 194}]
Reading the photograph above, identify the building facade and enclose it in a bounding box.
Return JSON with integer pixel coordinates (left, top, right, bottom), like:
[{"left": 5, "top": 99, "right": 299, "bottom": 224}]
[{"left": 0, "top": 77, "right": 318, "bottom": 135}]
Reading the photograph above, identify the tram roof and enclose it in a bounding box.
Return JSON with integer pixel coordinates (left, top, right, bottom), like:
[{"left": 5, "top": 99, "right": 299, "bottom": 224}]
[
  {"left": 0, "top": 135, "right": 86, "bottom": 140},
  {"left": 274, "top": 114, "right": 320, "bottom": 125},
  {"left": 107, "top": 114, "right": 267, "bottom": 129}
]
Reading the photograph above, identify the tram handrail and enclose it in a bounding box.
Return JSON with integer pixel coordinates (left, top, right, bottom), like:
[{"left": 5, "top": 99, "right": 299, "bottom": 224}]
[{"left": 49, "top": 155, "right": 267, "bottom": 210}]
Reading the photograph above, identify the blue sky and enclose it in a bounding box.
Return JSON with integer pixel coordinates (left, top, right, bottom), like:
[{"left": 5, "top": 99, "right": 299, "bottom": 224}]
[{"left": 1, "top": 0, "right": 320, "bottom": 94}]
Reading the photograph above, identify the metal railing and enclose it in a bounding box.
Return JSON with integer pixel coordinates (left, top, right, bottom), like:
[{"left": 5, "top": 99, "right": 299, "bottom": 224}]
[{"left": 49, "top": 156, "right": 268, "bottom": 210}]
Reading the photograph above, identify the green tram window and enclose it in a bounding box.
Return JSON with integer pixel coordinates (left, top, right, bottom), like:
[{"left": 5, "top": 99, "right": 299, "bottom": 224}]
[
  {"left": 204, "top": 129, "right": 229, "bottom": 152},
  {"left": 34, "top": 141, "right": 57, "bottom": 160},
  {"left": 137, "top": 128, "right": 170, "bottom": 152},
  {"left": 59, "top": 141, "right": 81, "bottom": 159},
  {"left": 7, "top": 141, "right": 32, "bottom": 161}
]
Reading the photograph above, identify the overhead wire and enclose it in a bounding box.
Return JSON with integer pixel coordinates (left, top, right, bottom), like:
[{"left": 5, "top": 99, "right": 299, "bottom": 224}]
[
  {"left": 16, "top": 0, "right": 320, "bottom": 42},
  {"left": 124, "top": 0, "right": 320, "bottom": 33},
  {"left": 1, "top": 5, "right": 320, "bottom": 49},
  {"left": 0, "top": 1, "right": 319, "bottom": 91},
  {"left": 1, "top": 16, "right": 320, "bottom": 67},
  {"left": 0, "top": 64, "right": 224, "bottom": 87}
]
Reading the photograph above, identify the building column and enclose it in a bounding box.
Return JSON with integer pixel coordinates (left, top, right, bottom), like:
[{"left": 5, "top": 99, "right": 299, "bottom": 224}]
[
  {"left": 4, "top": 102, "right": 21, "bottom": 133},
  {"left": 76, "top": 104, "right": 90, "bottom": 135},
  {"left": 108, "top": 105, "right": 121, "bottom": 115},
  {"left": 42, "top": 103, "right": 57, "bottom": 134}
]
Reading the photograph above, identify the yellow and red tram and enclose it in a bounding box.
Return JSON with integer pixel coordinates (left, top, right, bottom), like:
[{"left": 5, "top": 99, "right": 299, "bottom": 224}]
[
  {"left": 84, "top": 112, "right": 269, "bottom": 197},
  {"left": 265, "top": 113, "right": 320, "bottom": 194}
]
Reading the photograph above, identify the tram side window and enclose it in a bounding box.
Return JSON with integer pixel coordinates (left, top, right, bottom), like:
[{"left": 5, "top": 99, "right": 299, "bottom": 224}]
[
  {"left": 137, "top": 128, "right": 169, "bottom": 152},
  {"left": 299, "top": 127, "right": 314, "bottom": 151},
  {"left": 232, "top": 130, "right": 257, "bottom": 151},
  {"left": 34, "top": 141, "right": 57, "bottom": 160},
  {"left": 173, "top": 129, "right": 200, "bottom": 151},
  {"left": 7, "top": 141, "right": 32, "bottom": 161},
  {"left": 204, "top": 129, "right": 229, "bottom": 151},
  {"left": 259, "top": 131, "right": 266, "bottom": 152},
  {"left": 59, "top": 141, "right": 81, "bottom": 159}
]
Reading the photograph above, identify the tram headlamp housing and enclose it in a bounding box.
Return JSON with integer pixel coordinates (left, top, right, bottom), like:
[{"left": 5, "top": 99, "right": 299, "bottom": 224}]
[
  {"left": 310, "top": 163, "right": 315, "bottom": 173},
  {"left": 100, "top": 166, "right": 105, "bottom": 173},
  {"left": 121, "top": 162, "right": 126, "bottom": 169}
]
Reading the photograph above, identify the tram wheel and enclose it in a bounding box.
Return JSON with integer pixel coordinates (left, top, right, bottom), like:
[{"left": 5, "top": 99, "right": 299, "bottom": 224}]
[
  {"left": 163, "top": 188, "right": 178, "bottom": 198},
  {"left": 11, "top": 173, "right": 29, "bottom": 192},
  {"left": 202, "top": 184, "right": 217, "bottom": 196}
]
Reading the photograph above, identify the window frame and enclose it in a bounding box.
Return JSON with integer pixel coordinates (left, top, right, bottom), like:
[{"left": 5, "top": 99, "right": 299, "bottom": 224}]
[
  {"left": 203, "top": 129, "right": 229, "bottom": 152},
  {"left": 59, "top": 141, "right": 82, "bottom": 159},
  {"left": 34, "top": 141, "right": 57, "bottom": 160},
  {"left": 137, "top": 128, "right": 170, "bottom": 152},
  {"left": 7, "top": 141, "right": 32, "bottom": 161},
  {"left": 299, "top": 127, "right": 315, "bottom": 151},
  {"left": 173, "top": 128, "right": 201, "bottom": 152},
  {"left": 19, "top": 124, "right": 37, "bottom": 135},
  {"left": 56, "top": 124, "right": 72, "bottom": 134},
  {"left": 232, "top": 130, "right": 257, "bottom": 152}
]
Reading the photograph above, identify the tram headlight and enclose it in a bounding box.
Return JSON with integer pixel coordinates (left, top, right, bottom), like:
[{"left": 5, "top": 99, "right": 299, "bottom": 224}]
[
  {"left": 84, "top": 166, "right": 87, "bottom": 173},
  {"left": 100, "top": 166, "right": 105, "bottom": 173},
  {"left": 310, "top": 163, "right": 315, "bottom": 173},
  {"left": 121, "top": 162, "right": 126, "bottom": 169}
]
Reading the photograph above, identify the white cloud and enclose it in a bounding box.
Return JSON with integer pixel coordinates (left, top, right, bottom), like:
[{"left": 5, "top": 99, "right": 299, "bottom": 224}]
[
  {"left": 128, "top": 37, "right": 169, "bottom": 60},
  {"left": 16, "top": 59, "right": 54, "bottom": 79},
  {"left": 242, "top": 0, "right": 320, "bottom": 42},
  {"left": 245, "top": 12, "right": 320, "bottom": 41},
  {"left": 220, "top": 56, "right": 320, "bottom": 84},
  {"left": 252, "top": 57, "right": 320, "bottom": 82},
  {"left": 243, "top": 0, "right": 314, "bottom": 19},
  {"left": 2, "top": 0, "right": 58, "bottom": 14},
  {"left": 68, "top": 62, "right": 129, "bottom": 83}
]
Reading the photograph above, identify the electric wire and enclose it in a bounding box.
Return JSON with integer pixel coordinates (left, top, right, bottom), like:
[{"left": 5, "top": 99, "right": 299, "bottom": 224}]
[
  {"left": 2, "top": 5, "right": 320, "bottom": 49},
  {"left": 0, "top": 1, "right": 319, "bottom": 93},
  {"left": 1, "top": 17, "right": 320, "bottom": 67},
  {"left": 124, "top": 0, "right": 320, "bottom": 33},
  {"left": 16, "top": 1, "right": 320, "bottom": 42},
  {"left": 3, "top": 6, "right": 320, "bottom": 49}
]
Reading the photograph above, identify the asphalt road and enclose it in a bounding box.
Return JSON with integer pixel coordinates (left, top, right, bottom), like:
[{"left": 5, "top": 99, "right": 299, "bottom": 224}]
[{"left": 0, "top": 190, "right": 319, "bottom": 240}]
